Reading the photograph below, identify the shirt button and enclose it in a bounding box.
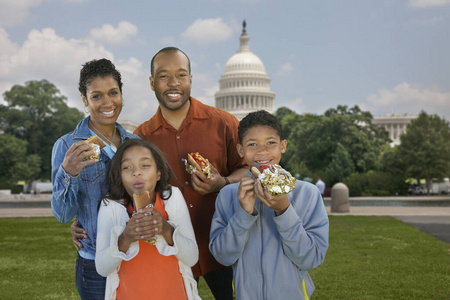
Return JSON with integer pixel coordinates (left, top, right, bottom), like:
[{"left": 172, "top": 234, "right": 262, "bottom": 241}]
[
  {"left": 189, "top": 204, "right": 193, "bottom": 208},
  {"left": 177, "top": 136, "right": 180, "bottom": 139},
  {"left": 64, "top": 178, "right": 68, "bottom": 183},
  {"left": 185, "top": 181, "right": 189, "bottom": 185}
]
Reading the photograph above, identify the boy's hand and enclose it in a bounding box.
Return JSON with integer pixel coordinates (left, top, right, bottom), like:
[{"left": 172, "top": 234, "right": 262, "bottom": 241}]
[
  {"left": 254, "top": 181, "right": 290, "bottom": 216},
  {"left": 237, "top": 176, "right": 256, "bottom": 214}
]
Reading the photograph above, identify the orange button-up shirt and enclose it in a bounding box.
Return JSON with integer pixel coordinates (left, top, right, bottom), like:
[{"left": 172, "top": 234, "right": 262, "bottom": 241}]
[{"left": 134, "top": 97, "right": 246, "bottom": 278}]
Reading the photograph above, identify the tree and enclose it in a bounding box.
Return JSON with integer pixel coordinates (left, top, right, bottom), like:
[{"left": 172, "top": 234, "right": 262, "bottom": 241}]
[
  {"left": 0, "top": 134, "right": 41, "bottom": 186},
  {"left": 276, "top": 105, "right": 390, "bottom": 186},
  {"left": 0, "top": 80, "right": 84, "bottom": 180},
  {"left": 397, "top": 111, "right": 450, "bottom": 194}
]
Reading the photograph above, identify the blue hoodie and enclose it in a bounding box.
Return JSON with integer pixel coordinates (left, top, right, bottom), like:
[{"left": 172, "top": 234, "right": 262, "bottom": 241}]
[{"left": 210, "top": 172, "right": 329, "bottom": 300}]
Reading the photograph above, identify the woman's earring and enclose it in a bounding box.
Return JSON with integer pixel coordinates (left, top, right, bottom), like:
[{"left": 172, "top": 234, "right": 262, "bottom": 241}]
[{"left": 84, "top": 106, "right": 89, "bottom": 114}]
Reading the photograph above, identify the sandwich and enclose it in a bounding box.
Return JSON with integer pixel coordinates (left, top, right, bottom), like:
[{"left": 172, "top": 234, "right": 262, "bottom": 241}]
[
  {"left": 132, "top": 190, "right": 155, "bottom": 245},
  {"left": 251, "top": 164, "right": 296, "bottom": 196},
  {"left": 85, "top": 136, "right": 106, "bottom": 160},
  {"left": 184, "top": 152, "right": 212, "bottom": 178},
  {"left": 132, "top": 190, "right": 154, "bottom": 212}
]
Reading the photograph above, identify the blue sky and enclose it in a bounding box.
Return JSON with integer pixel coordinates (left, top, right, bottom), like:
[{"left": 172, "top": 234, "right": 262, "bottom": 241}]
[{"left": 0, "top": 0, "right": 449, "bottom": 124}]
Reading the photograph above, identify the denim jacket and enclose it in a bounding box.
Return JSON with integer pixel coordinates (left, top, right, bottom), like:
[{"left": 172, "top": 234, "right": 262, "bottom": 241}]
[{"left": 51, "top": 116, "right": 139, "bottom": 257}]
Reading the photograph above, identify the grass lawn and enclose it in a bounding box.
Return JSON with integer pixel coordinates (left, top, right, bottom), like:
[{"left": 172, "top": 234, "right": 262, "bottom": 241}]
[{"left": 0, "top": 216, "right": 448, "bottom": 299}]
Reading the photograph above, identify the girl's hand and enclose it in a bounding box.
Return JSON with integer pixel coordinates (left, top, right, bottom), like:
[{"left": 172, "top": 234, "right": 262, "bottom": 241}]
[
  {"left": 118, "top": 212, "right": 157, "bottom": 252},
  {"left": 61, "top": 141, "right": 98, "bottom": 176},
  {"left": 137, "top": 207, "right": 175, "bottom": 246},
  {"left": 237, "top": 176, "right": 256, "bottom": 215},
  {"left": 254, "top": 181, "right": 290, "bottom": 216}
]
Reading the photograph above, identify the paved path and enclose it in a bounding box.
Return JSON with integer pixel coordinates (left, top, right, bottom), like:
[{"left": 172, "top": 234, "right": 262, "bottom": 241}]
[{"left": 1, "top": 195, "right": 449, "bottom": 243}]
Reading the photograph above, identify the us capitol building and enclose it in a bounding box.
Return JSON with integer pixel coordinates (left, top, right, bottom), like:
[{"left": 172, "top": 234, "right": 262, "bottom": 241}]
[{"left": 214, "top": 21, "right": 275, "bottom": 120}]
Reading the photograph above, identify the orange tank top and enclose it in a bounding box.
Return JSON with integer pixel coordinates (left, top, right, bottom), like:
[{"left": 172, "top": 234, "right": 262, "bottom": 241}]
[{"left": 117, "top": 193, "right": 187, "bottom": 300}]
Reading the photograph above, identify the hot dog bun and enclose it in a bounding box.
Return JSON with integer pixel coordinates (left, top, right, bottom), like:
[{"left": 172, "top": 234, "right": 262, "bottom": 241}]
[
  {"left": 132, "top": 190, "right": 152, "bottom": 211},
  {"left": 187, "top": 153, "right": 203, "bottom": 173},
  {"left": 251, "top": 166, "right": 261, "bottom": 178}
]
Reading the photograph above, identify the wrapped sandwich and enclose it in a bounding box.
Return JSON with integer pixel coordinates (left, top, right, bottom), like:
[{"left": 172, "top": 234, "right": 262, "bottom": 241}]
[
  {"left": 251, "top": 164, "right": 296, "bottom": 196},
  {"left": 85, "top": 136, "right": 106, "bottom": 160},
  {"left": 132, "top": 190, "right": 155, "bottom": 244},
  {"left": 184, "top": 152, "right": 212, "bottom": 178}
]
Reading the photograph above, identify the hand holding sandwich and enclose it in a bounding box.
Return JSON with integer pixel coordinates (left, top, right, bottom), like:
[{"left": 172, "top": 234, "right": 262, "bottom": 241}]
[
  {"left": 254, "top": 181, "right": 290, "bottom": 216},
  {"left": 61, "top": 136, "right": 105, "bottom": 176},
  {"left": 191, "top": 163, "right": 226, "bottom": 195},
  {"left": 118, "top": 207, "right": 175, "bottom": 253}
]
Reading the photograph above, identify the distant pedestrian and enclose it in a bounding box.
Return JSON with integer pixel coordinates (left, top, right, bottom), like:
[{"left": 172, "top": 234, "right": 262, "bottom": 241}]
[{"left": 316, "top": 178, "right": 325, "bottom": 196}]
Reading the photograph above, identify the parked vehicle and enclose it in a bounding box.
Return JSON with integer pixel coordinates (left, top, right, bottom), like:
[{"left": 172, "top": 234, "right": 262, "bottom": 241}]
[
  {"left": 407, "top": 185, "right": 426, "bottom": 195},
  {"left": 431, "top": 178, "right": 450, "bottom": 195}
]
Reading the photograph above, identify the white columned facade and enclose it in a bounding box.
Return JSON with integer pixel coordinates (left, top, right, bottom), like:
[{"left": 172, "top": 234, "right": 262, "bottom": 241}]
[{"left": 215, "top": 21, "right": 275, "bottom": 121}]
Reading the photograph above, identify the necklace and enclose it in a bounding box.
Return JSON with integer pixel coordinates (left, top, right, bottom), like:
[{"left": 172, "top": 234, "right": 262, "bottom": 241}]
[{"left": 89, "top": 121, "right": 118, "bottom": 152}]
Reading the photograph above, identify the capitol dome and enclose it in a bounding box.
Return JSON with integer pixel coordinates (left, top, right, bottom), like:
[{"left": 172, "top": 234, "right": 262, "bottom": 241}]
[{"left": 215, "top": 21, "right": 275, "bottom": 120}]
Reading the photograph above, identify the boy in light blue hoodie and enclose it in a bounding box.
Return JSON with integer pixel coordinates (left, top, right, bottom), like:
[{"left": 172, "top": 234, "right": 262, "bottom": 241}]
[{"left": 209, "top": 110, "right": 329, "bottom": 300}]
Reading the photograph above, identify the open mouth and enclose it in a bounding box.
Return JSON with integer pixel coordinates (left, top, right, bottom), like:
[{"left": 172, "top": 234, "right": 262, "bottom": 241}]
[{"left": 101, "top": 109, "right": 115, "bottom": 116}]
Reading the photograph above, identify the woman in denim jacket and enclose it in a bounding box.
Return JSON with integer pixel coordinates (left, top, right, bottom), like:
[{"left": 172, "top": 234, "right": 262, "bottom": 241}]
[{"left": 51, "top": 58, "right": 139, "bottom": 300}]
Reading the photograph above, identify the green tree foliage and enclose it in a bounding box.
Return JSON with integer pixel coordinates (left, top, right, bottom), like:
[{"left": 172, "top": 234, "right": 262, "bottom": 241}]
[
  {"left": 0, "top": 80, "right": 84, "bottom": 180},
  {"left": 326, "top": 143, "right": 355, "bottom": 184},
  {"left": 276, "top": 105, "right": 390, "bottom": 186},
  {"left": 344, "top": 171, "right": 409, "bottom": 196},
  {"left": 397, "top": 111, "right": 450, "bottom": 193},
  {"left": 0, "top": 134, "right": 41, "bottom": 185}
]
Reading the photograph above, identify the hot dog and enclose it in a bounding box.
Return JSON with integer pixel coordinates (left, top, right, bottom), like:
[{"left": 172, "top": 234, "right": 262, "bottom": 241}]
[
  {"left": 184, "top": 152, "right": 212, "bottom": 178},
  {"left": 132, "top": 190, "right": 153, "bottom": 212},
  {"left": 251, "top": 164, "right": 296, "bottom": 196},
  {"left": 132, "top": 190, "right": 155, "bottom": 245}
]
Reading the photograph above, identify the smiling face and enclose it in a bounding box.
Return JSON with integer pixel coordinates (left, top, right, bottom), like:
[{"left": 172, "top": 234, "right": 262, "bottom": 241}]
[
  {"left": 82, "top": 75, "right": 122, "bottom": 128},
  {"left": 237, "top": 125, "right": 287, "bottom": 170},
  {"left": 150, "top": 50, "right": 192, "bottom": 112},
  {"left": 120, "top": 145, "right": 161, "bottom": 199}
]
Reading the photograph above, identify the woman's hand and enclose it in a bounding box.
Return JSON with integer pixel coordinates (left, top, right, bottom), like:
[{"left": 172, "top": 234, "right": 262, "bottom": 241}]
[{"left": 61, "top": 141, "right": 99, "bottom": 176}]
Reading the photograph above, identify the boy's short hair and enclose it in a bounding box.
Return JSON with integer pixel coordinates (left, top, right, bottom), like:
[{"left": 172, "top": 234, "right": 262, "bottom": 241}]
[{"left": 238, "top": 110, "right": 283, "bottom": 143}]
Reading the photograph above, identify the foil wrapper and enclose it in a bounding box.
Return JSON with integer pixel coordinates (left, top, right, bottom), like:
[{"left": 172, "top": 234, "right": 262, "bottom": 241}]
[
  {"left": 84, "top": 143, "right": 101, "bottom": 160},
  {"left": 258, "top": 164, "right": 296, "bottom": 196}
]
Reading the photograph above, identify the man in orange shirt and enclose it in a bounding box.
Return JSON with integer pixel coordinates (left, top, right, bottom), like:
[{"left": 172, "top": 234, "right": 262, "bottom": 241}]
[{"left": 134, "top": 47, "right": 248, "bottom": 300}]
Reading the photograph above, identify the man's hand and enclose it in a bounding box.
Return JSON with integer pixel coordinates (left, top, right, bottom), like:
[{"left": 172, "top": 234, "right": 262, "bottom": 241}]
[
  {"left": 254, "top": 181, "right": 290, "bottom": 216},
  {"left": 237, "top": 176, "right": 256, "bottom": 215},
  {"left": 190, "top": 163, "right": 226, "bottom": 195},
  {"left": 71, "top": 219, "right": 88, "bottom": 251}
]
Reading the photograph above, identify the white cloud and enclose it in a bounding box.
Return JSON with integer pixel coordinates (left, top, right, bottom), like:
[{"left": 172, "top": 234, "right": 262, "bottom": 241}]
[
  {"left": 276, "top": 63, "right": 294, "bottom": 76},
  {"left": 0, "top": 0, "right": 49, "bottom": 27},
  {"left": 182, "top": 18, "right": 234, "bottom": 45},
  {"left": 88, "top": 21, "right": 138, "bottom": 45},
  {"left": 408, "top": 0, "right": 450, "bottom": 7},
  {"left": 364, "top": 82, "right": 450, "bottom": 120},
  {"left": 0, "top": 27, "right": 156, "bottom": 124}
]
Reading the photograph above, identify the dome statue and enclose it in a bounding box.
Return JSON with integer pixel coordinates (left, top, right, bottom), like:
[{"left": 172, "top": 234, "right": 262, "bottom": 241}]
[{"left": 215, "top": 20, "right": 275, "bottom": 120}]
